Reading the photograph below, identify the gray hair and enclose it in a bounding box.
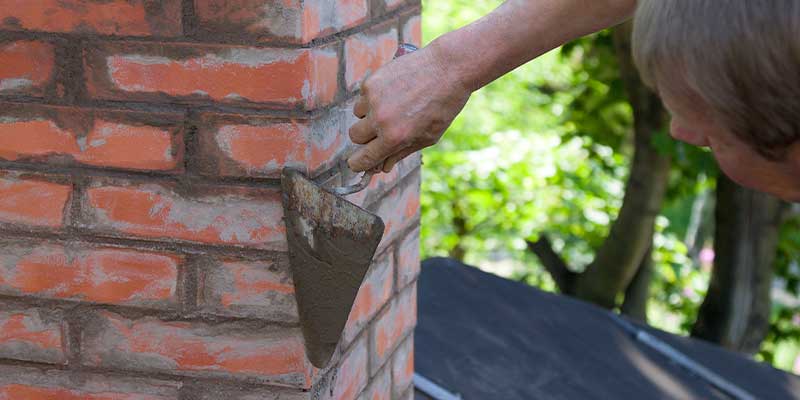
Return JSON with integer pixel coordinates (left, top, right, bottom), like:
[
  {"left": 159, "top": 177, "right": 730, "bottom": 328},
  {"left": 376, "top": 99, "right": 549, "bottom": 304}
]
[{"left": 632, "top": 0, "right": 800, "bottom": 159}]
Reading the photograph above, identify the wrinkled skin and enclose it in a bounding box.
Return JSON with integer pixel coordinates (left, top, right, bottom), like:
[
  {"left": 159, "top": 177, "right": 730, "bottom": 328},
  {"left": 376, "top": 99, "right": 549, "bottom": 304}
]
[
  {"left": 348, "top": 45, "right": 470, "bottom": 173},
  {"left": 346, "top": 0, "right": 636, "bottom": 173},
  {"left": 659, "top": 86, "right": 800, "bottom": 202}
]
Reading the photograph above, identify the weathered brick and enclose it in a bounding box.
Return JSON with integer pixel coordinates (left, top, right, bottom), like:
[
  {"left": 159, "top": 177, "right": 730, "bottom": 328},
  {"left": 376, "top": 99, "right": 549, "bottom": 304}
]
[
  {"left": 0, "top": 40, "right": 55, "bottom": 96},
  {"left": 345, "top": 26, "right": 399, "bottom": 90},
  {"left": 0, "top": 306, "right": 64, "bottom": 364},
  {"left": 395, "top": 227, "right": 420, "bottom": 289},
  {"left": 78, "top": 182, "right": 286, "bottom": 250},
  {"left": 384, "top": 0, "right": 406, "bottom": 11},
  {"left": 194, "top": 0, "right": 368, "bottom": 44},
  {"left": 370, "top": 283, "right": 416, "bottom": 375},
  {"left": 344, "top": 152, "right": 420, "bottom": 207},
  {"left": 319, "top": 336, "right": 368, "bottom": 400},
  {"left": 0, "top": 0, "right": 182, "bottom": 37},
  {"left": 195, "top": 104, "right": 350, "bottom": 179},
  {"left": 80, "top": 310, "right": 312, "bottom": 388},
  {"left": 0, "top": 175, "right": 71, "bottom": 228},
  {"left": 189, "top": 384, "right": 308, "bottom": 400},
  {"left": 342, "top": 254, "right": 393, "bottom": 344},
  {"left": 398, "top": 386, "right": 414, "bottom": 400},
  {"left": 0, "top": 104, "right": 183, "bottom": 172},
  {"left": 198, "top": 258, "right": 298, "bottom": 322},
  {"left": 402, "top": 15, "right": 422, "bottom": 47},
  {"left": 86, "top": 42, "right": 339, "bottom": 110},
  {"left": 370, "top": 170, "right": 421, "bottom": 250},
  {"left": 0, "top": 365, "right": 181, "bottom": 400},
  {"left": 390, "top": 336, "right": 414, "bottom": 399},
  {"left": 358, "top": 365, "right": 390, "bottom": 400},
  {"left": 0, "top": 241, "right": 180, "bottom": 308}
]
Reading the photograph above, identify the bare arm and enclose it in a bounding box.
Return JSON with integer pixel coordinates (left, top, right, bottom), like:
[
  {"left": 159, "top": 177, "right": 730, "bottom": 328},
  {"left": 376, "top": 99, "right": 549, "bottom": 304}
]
[{"left": 348, "top": 0, "right": 636, "bottom": 172}]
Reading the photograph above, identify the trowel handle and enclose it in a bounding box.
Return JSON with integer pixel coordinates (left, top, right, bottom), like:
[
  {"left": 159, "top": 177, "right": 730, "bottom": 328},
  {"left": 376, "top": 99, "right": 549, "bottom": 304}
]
[
  {"left": 333, "top": 170, "right": 376, "bottom": 196},
  {"left": 333, "top": 43, "right": 419, "bottom": 197}
]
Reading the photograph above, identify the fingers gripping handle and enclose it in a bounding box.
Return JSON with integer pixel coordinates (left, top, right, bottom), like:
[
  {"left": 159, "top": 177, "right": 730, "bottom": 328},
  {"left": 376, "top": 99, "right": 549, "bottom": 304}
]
[{"left": 332, "top": 43, "right": 419, "bottom": 196}]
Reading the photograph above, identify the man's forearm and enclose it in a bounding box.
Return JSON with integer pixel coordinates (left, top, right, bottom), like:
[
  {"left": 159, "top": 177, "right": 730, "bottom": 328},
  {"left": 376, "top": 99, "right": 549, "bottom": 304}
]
[{"left": 430, "top": 0, "right": 636, "bottom": 92}]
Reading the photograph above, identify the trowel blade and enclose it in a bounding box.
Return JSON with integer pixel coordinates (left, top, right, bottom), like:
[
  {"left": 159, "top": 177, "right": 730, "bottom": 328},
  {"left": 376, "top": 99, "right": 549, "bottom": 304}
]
[{"left": 281, "top": 168, "right": 385, "bottom": 368}]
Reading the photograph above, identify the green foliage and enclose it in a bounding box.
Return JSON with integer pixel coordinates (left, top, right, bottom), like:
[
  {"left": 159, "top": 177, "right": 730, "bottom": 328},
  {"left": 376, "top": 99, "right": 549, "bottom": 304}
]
[{"left": 420, "top": 0, "right": 798, "bottom": 372}]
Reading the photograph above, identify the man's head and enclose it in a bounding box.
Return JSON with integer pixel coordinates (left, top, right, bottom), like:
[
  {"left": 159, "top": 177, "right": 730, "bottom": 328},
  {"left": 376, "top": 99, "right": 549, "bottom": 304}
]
[{"left": 632, "top": 0, "right": 800, "bottom": 201}]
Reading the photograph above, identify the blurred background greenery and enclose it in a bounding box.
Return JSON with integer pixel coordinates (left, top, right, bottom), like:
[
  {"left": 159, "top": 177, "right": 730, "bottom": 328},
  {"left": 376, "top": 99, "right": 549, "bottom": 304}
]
[{"left": 419, "top": 0, "right": 800, "bottom": 372}]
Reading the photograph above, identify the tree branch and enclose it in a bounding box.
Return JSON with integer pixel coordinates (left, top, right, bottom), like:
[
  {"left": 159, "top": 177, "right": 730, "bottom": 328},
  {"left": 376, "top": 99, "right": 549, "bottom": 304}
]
[{"left": 527, "top": 235, "right": 576, "bottom": 294}]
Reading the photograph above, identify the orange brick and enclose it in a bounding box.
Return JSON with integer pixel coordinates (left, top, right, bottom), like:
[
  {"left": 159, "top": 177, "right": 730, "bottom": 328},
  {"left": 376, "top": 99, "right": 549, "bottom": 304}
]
[
  {"left": 79, "top": 182, "right": 286, "bottom": 250},
  {"left": 198, "top": 258, "right": 298, "bottom": 322},
  {"left": 402, "top": 15, "right": 422, "bottom": 47},
  {"left": 0, "top": 175, "right": 70, "bottom": 228},
  {"left": 345, "top": 27, "right": 399, "bottom": 90},
  {"left": 0, "top": 365, "right": 180, "bottom": 400},
  {"left": 384, "top": 0, "right": 406, "bottom": 10},
  {"left": 391, "top": 336, "right": 414, "bottom": 398},
  {"left": 370, "top": 284, "right": 416, "bottom": 375},
  {"left": 342, "top": 254, "right": 393, "bottom": 344},
  {"left": 0, "top": 241, "right": 180, "bottom": 308},
  {"left": 302, "top": 0, "right": 369, "bottom": 42},
  {"left": 80, "top": 310, "right": 311, "bottom": 388},
  {"left": 194, "top": 0, "right": 367, "bottom": 44},
  {"left": 196, "top": 105, "right": 350, "bottom": 179},
  {"left": 0, "top": 104, "right": 183, "bottom": 172},
  {"left": 344, "top": 152, "right": 420, "bottom": 207},
  {"left": 0, "top": 0, "right": 182, "bottom": 36},
  {"left": 395, "top": 227, "right": 420, "bottom": 289},
  {"left": 0, "top": 40, "right": 55, "bottom": 96},
  {"left": 370, "top": 170, "right": 421, "bottom": 250},
  {"left": 321, "top": 336, "right": 368, "bottom": 400},
  {"left": 86, "top": 43, "right": 339, "bottom": 110},
  {"left": 358, "top": 365, "right": 390, "bottom": 400},
  {"left": 0, "top": 307, "right": 64, "bottom": 364}
]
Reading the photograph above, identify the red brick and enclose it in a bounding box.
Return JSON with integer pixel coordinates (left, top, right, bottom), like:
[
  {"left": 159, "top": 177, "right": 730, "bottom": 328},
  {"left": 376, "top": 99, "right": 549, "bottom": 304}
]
[
  {"left": 370, "top": 284, "right": 416, "bottom": 375},
  {"left": 0, "top": 175, "right": 71, "bottom": 228},
  {"left": 345, "top": 27, "right": 399, "bottom": 90},
  {"left": 402, "top": 15, "right": 422, "bottom": 47},
  {"left": 86, "top": 43, "right": 339, "bottom": 110},
  {"left": 358, "top": 365, "right": 390, "bottom": 400},
  {"left": 370, "top": 170, "right": 421, "bottom": 250},
  {"left": 302, "top": 0, "right": 369, "bottom": 42},
  {"left": 398, "top": 386, "right": 414, "bottom": 400},
  {"left": 80, "top": 310, "right": 312, "bottom": 388},
  {"left": 320, "top": 336, "right": 368, "bottom": 400},
  {"left": 0, "top": 306, "right": 64, "bottom": 364},
  {"left": 191, "top": 385, "right": 307, "bottom": 400},
  {"left": 395, "top": 227, "right": 420, "bottom": 289},
  {"left": 79, "top": 182, "right": 286, "bottom": 250},
  {"left": 0, "top": 241, "right": 180, "bottom": 308},
  {"left": 390, "top": 336, "right": 414, "bottom": 398},
  {"left": 384, "top": 0, "right": 406, "bottom": 10},
  {"left": 0, "top": 0, "right": 182, "bottom": 37},
  {"left": 342, "top": 254, "right": 393, "bottom": 344},
  {"left": 0, "top": 365, "right": 180, "bottom": 400},
  {"left": 0, "top": 104, "right": 183, "bottom": 172},
  {"left": 194, "top": 0, "right": 367, "bottom": 44},
  {"left": 0, "top": 40, "right": 55, "bottom": 96},
  {"left": 195, "top": 106, "right": 349, "bottom": 179},
  {"left": 344, "top": 151, "right": 420, "bottom": 207},
  {"left": 198, "top": 258, "right": 298, "bottom": 322}
]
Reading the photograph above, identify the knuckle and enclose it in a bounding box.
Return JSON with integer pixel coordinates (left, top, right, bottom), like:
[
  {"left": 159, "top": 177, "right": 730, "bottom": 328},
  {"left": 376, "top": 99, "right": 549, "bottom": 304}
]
[{"left": 383, "top": 131, "right": 405, "bottom": 147}]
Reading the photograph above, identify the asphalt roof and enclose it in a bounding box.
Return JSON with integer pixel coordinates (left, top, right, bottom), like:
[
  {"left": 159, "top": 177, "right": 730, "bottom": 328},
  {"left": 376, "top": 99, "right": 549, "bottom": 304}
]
[{"left": 414, "top": 257, "right": 800, "bottom": 400}]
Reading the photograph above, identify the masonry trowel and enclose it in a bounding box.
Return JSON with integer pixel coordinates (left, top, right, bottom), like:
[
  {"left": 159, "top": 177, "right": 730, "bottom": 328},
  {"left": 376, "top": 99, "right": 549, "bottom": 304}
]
[{"left": 282, "top": 44, "right": 418, "bottom": 369}]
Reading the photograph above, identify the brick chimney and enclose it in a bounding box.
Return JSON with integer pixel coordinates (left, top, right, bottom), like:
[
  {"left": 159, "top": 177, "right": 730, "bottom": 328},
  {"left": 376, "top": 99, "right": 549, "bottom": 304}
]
[{"left": 0, "top": 1, "right": 421, "bottom": 399}]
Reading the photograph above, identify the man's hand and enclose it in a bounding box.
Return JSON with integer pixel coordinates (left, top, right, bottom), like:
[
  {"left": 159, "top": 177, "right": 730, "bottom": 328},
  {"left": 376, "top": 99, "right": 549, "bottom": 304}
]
[
  {"left": 347, "top": 0, "right": 635, "bottom": 173},
  {"left": 347, "top": 44, "right": 471, "bottom": 172}
]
